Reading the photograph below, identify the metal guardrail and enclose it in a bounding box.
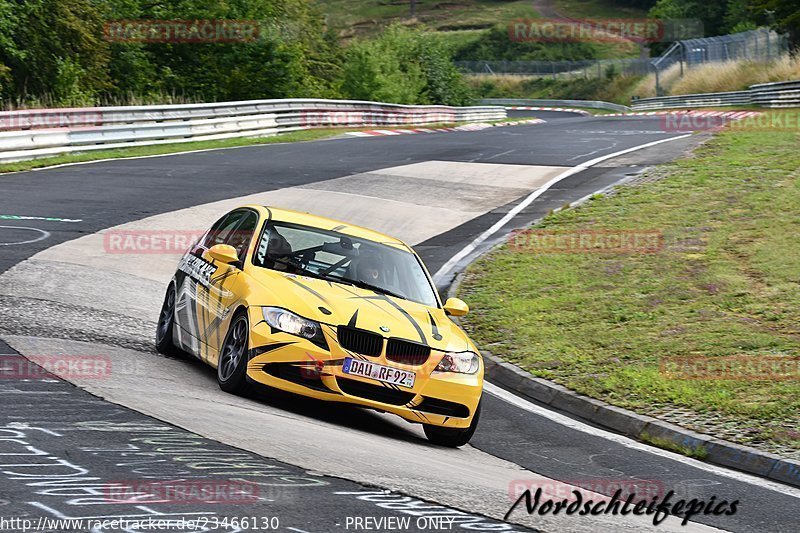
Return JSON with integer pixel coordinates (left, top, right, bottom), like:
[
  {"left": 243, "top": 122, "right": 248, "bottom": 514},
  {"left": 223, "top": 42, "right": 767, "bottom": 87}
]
[
  {"left": 749, "top": 80, "right": 800, "bottom": 108},
  {"left": 631, "top": 79, "right": 800, "bottom": 110},
  {"left": 0, "top": 99, "right": 507, "bottom": 163},
  {"left": 631, "top": 90, "right": 751, "bottom": 110},
  {"left": 479, "top": 98, "right": 630, "bottom": 113}
]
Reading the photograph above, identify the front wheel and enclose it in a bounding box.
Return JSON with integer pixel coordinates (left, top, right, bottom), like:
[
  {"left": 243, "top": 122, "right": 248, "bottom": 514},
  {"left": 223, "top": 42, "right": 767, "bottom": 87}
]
[
  {"left": 155, "top": 284, "right": 181, "bottom": 356},
  {"left": 217, "top": 311, "right": 251, "bottom": 395},
  {"left": 423, "top": 401, "right": 481, "bottom": 447}
]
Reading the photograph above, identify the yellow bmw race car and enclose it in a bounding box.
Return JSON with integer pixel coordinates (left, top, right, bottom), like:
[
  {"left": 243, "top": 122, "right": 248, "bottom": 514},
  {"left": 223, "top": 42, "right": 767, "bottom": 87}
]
[{"left": 155, "top": 205, "right": 484, "bottom": 446}]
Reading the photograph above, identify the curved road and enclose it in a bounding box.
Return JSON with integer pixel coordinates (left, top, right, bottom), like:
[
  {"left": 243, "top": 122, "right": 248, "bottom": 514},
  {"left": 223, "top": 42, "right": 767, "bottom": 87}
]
[{"left": 0, "top": 113, "right": 797, "bottom": 532}]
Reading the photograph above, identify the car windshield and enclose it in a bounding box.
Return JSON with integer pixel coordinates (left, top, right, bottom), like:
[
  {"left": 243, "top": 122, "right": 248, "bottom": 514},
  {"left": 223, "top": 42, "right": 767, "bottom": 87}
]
[{"left": 252, "top": 221, "right": 439, "bottom": 307}]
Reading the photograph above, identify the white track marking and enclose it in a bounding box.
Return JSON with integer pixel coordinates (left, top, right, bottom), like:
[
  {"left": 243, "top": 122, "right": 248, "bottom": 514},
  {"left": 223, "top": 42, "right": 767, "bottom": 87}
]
[
  {"left": 486, "top": 382, "right": 800, "bottom": 498},
  {"left": 0, "top": 226, "right": 50, "bottom": 246},
  {"left": 0, "top": 215, "right": 82, "bottom": 223},
  {"left": 432, "top": 134, "right": 692, "bottom": 283}
]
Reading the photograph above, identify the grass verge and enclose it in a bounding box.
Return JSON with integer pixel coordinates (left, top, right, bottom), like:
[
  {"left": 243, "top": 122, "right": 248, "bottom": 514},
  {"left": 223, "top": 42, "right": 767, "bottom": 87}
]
[
  {"left": 459, "top": 111, "right": 800, "bottom": 455},
  {"left": 640, "top": 433, "right": 709, "bottom": 460}
]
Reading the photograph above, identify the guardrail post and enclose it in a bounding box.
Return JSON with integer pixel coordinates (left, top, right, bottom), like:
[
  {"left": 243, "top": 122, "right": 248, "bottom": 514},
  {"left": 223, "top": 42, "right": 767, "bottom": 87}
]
[
  {"left": 655, "top": 67, "right": 662, "bottom": 97},
  {"left": 766, "top": 32, "right": 771, "bottom": 62}
]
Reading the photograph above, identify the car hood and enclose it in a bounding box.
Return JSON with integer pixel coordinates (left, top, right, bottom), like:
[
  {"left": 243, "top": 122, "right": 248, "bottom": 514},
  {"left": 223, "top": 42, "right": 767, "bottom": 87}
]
[{"left": 251, "top": 270, "right": 473, "bottom": 352}]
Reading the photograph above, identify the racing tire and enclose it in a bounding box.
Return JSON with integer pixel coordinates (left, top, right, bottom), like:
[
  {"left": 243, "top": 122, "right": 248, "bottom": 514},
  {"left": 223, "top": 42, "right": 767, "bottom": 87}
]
[
  {"left": 217, "top": 311, "right": 251, "bottom": 395},
  {"left": 423, "top": 400, "right": 481, "bottom": 447},
  {"left": 155, "top": 284, "right": 181, "bottom": 356}
]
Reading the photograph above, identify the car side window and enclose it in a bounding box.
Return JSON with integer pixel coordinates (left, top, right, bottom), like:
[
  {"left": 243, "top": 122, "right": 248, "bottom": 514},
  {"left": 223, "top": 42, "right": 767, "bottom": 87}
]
[
  {"left": 228, "top": 211, "right": 258, "bottom": 259},
  {"left": 203, "top": 211, "right": 245, "bottom": 249},
  {"left": 203, "top": 209, "right": 259, "bottom": 262}
]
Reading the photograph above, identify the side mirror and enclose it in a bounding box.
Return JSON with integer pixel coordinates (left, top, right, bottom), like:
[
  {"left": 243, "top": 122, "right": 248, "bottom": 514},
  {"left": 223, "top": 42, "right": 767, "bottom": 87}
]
[
  {"left": 443, "top": 297, "right": 469, "bottom": 317},
  {"left": 204, "top": 244, "right": 239, "bottom": 265}
]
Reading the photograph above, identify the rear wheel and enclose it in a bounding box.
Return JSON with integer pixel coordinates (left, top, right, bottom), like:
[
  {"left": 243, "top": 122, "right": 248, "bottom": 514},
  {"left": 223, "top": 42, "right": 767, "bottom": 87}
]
[
  {"left": 155, "top": 284, "right": 180, "bottom": 356},
  {"left": 423, "top": 401, "right": 481, "bottom": 447},
  {"left": 217, "top": 311, "right": 251, "bottom": 395}
]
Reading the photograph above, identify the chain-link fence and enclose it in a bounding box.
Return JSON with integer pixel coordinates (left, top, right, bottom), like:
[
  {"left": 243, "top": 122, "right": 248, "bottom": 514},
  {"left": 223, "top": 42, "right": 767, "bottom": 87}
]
[
  {"left": 651, "top": 28, "right": 789, "bottom": 95},
  {"left": 455, "top": 28, "right": 790, "bottom": 90},
  {"left": 655, "top": 28, "right": 788, "bottom": 70},
  {"left": 455, "top": 58, "right": 652, "bottom": 79}
]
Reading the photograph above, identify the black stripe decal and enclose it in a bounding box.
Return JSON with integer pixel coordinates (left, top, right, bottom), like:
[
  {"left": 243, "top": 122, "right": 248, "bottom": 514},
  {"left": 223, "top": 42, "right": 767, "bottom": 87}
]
[
  {"left": 372, "top": 294, "right": 427, "bottom": 344},
  {"left": 428, "top": 311, "right": 443, "bottom": 341},
  {"left": 288, "top": 278, "right": 330, "bottom": 304},
  {"left": 347, "top": 309, "right": 359, "bottom": 328},
  {"left": 337, "top": 286, "right": 396, "bottom": 319},
  {"left": 416, "top": 411, "right": 432, "bottom": 423},
  {"left": 248, "top": 341, "right": 295, "bottom": 359}
]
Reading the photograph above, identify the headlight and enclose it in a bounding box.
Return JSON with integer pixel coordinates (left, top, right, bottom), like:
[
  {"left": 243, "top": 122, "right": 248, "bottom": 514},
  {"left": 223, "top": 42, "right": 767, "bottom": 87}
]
[
  {"left": 262, "top": 307, "right": 319, "bottom": 339},
  {"left": 435, "top": 351, "right": 480, "bottom": 374}
]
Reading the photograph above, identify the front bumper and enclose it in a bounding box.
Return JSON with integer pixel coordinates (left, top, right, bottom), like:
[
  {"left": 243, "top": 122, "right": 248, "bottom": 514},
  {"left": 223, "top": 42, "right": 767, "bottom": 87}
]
[{"left": 245, "top": 311, "right": 483, "bottom": 429}]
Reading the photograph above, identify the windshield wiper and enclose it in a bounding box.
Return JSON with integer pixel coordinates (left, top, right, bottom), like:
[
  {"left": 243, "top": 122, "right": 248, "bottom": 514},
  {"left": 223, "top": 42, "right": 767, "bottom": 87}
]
[
  {"left": 279, "top": 265, "right": 408, "bottom": 301},
  {"left": 325, "top": 275, "right": 407, "bottom": 300}
]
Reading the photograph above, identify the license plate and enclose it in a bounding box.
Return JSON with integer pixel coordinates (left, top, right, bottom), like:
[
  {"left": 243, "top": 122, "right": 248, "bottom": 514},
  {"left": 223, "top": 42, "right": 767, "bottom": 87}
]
[{"left": 342, "top": 358, "right": 416, "bottom": 388}]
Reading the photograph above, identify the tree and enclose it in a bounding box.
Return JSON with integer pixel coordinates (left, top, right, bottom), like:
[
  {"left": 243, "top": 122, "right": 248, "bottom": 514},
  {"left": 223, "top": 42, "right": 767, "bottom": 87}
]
[
  {"left": 648, "top": 0, "right": 729, "bottom": 37},
  {"left": 340, "top": 26, "right": 426, "bottom": 104},
  {"left": 0, "top": 0, "right": 111, "bottom": 105},
  {"left": 750, "top": 0, "right": 800, "bottom": 46},
  {"left": 103, "top": 0, "right": 341, "bottom": 101}
]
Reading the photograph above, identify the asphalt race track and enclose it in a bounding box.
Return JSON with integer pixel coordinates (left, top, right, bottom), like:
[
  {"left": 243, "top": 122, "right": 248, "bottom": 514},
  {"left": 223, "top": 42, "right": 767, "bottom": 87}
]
[{"left": 1, "top": 111, "right": 797, "bottom": 532}]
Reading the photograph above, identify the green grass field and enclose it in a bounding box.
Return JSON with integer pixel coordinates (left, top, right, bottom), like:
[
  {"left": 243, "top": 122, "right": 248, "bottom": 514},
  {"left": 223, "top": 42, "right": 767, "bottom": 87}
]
[
  {"left": 320, "top": 0, "right": 640, "bottom": 58},
  {"left": 459, "top": 112, "right": 800, "bottom": 453},
  {"left": 322, "top": 0, "right": 536, "bottom": 36},
  {"left": 552, "top": 0, "right": 649, "bottom": 19}
]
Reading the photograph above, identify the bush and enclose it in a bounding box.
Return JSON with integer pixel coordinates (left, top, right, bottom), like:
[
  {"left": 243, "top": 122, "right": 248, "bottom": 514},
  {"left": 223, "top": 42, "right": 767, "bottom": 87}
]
[
  {"left": 340, "top": 34, "right": 426, "bottom": 103},
  {"left": 340, "top": 25, "right": 473, "bottom": 106},
  {"left": 453, "top": 25, "right": 602, "bottom": 62}
]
